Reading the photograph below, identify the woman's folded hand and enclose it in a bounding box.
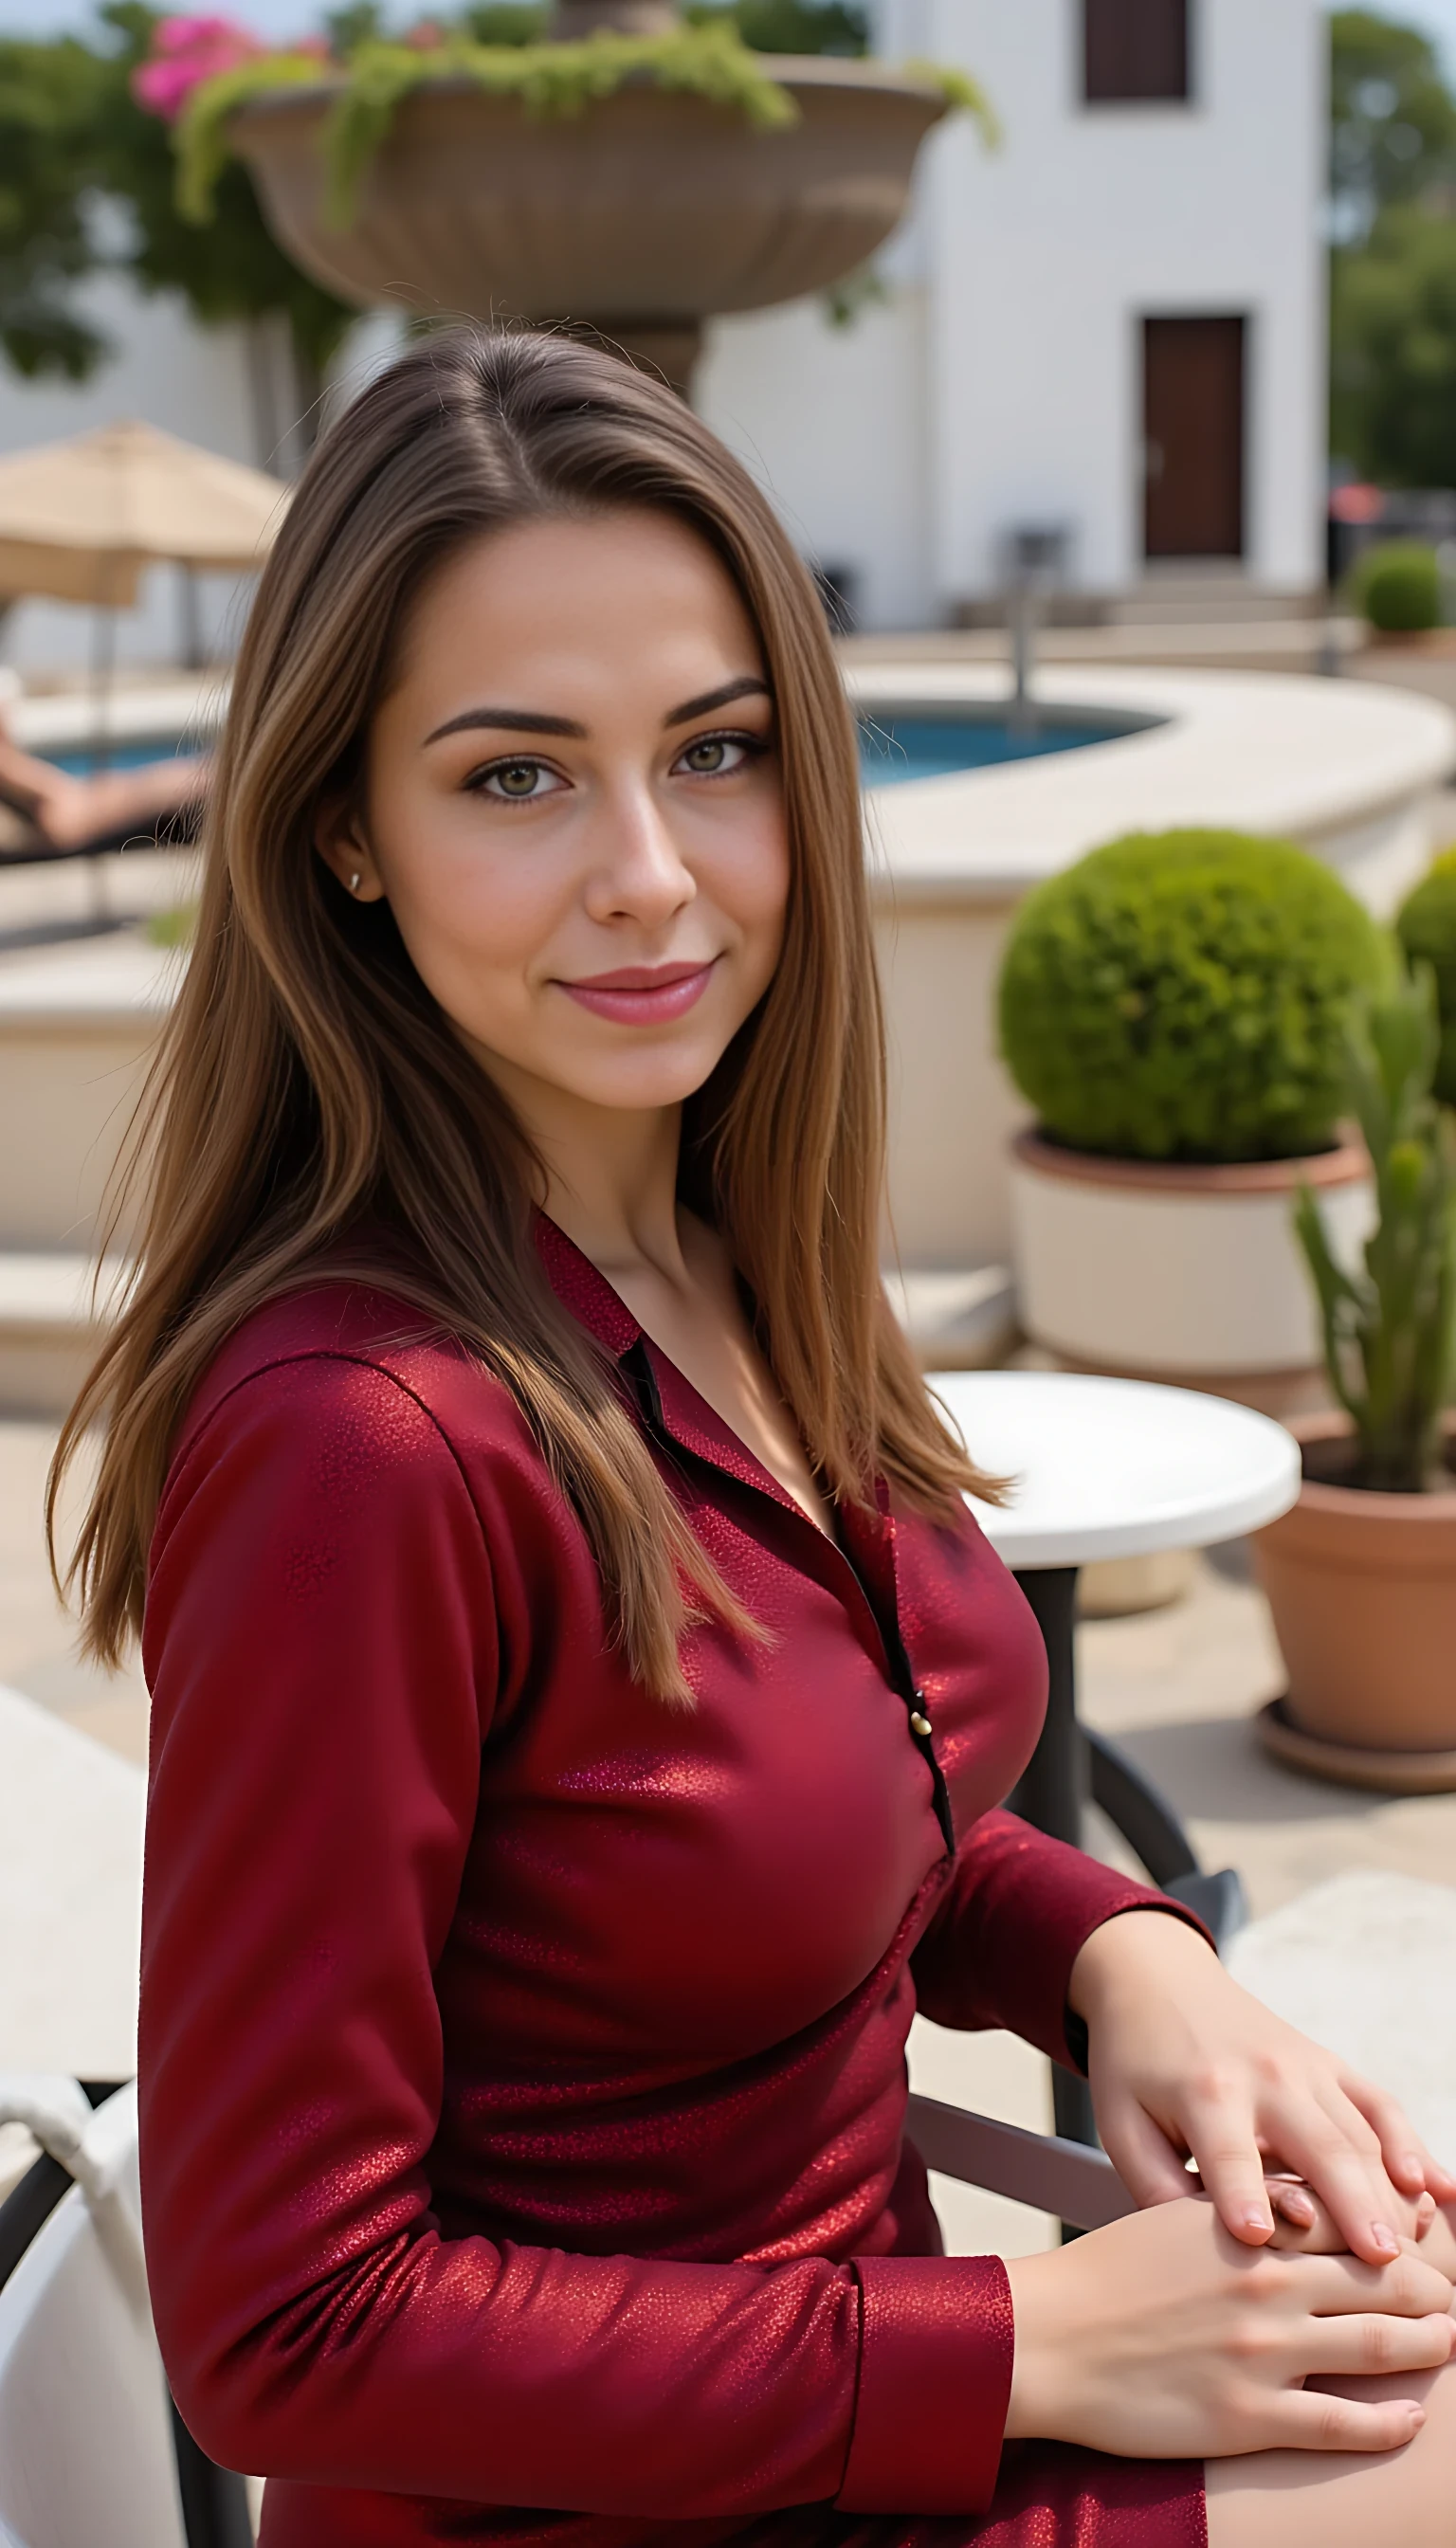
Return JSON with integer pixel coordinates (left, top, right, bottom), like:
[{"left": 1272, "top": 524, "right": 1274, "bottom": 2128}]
[
  {"left": 1004, "top": 2194, "right": 1455, "bottom": 2461},
  {"left": 1067, "top": 1910, "right": 1456, "bottom": 2266}
]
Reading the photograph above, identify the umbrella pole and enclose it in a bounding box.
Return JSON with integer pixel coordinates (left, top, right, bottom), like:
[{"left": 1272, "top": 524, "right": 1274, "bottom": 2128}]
[{"left": 87, "top": 589, "right": 118, "bottom": 925}]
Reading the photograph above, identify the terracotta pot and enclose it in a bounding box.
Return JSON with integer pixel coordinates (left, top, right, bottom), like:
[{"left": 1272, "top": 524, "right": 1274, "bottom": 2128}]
[
  {"left": 228, "top": 63, "right": 948, "bottom": 394},
  {"left": 1009, "top": 1129, "right": 1372, "bottom": 1412},
  {"left": 1253, "top": 1411, "right": 1456, "bottom": 1787}
]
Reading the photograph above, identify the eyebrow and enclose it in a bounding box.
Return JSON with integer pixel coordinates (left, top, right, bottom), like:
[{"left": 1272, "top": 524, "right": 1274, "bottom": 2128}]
[{"left": 422, "top": 675, "right": 772, "bottom": 750}]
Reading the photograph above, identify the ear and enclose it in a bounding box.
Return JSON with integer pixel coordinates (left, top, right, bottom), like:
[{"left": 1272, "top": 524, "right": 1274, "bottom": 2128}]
[{"left": 314, "top": 792, "right": 387, "bottom": 903}]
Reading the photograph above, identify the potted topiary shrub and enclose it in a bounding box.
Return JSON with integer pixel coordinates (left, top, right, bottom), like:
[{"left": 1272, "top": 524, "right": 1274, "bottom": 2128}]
[
  {"left": 997, "top": 829, "right": 1384, "bottom": 1410},
  {"left": 1397, "top": 847, "right": 1456, "bottom": 1106},
  {"left": 1253, "top": 958, "right": 1456, "bottom": 1787},
  {"left": 1350, "top": 539, "right": 1442, "bottom": 639}
]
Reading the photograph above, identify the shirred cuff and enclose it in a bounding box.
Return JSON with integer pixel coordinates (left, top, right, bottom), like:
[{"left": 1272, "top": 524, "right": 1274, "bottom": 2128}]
[{"left": 834, "top": 2254, "right": 1013, "bottom": 2517}]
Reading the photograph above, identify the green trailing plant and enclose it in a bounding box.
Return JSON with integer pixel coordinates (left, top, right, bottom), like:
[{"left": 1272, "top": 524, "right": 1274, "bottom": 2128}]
[
  {"left": 1397, "top": 847, "right": 1456, "bottom": 1107},
  {"left": 178, "top": 24, "right": 796, "bottom": 226},
  {"left": 997, "top": 828, "right": 1385, "bottom": 1164},
  {"left": 1295, "top": 956, "right": 1456, "bottom": 1492},
  {"left": 1349, "top": 537, "right": 1442, "bottom": 633},
  {"left": 174, "top": 21, "right": 994, "bottom": 231}
]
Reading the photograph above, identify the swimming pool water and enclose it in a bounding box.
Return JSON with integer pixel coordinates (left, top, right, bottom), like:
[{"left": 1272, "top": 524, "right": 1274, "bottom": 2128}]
[
  {"left": 49, "top": 734, "right": 206, "bottom": 776},
  {"left": 857, "top": 710, "right": 1154, "bottom": 785},
  {"left": 48, "top": 708, "right": 1154, "bottom": 785}
]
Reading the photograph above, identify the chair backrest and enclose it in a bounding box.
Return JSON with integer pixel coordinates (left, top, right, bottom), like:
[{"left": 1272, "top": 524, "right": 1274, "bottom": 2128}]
[{"left": 0, "top": 2083, "right": 187, "bottom": 2548}]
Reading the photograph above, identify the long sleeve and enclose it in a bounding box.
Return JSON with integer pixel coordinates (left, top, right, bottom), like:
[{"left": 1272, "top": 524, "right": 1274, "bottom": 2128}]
[
  {"left": 139, "top": 1351, "right": 1011, "bottom": 2520},
  {"left": 910, "top": 1808, "right": 1210, "bottom": 2068}
]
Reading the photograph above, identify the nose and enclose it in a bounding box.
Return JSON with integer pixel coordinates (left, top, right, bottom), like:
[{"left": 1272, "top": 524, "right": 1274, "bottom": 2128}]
[{"left": 582, "top": 776, "right": 697, "bottom": 933}]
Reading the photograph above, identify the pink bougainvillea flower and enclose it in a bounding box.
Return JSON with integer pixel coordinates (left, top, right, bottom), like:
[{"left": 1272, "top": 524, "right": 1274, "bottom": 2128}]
[{"left": 131, "top": 14, "right": 266, "bottom": 120}]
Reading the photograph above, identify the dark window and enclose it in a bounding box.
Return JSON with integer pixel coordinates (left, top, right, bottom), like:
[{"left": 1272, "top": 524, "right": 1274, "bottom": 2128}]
[{"left": 1083, "top": 0, "right": 1190, "bottom": 103}]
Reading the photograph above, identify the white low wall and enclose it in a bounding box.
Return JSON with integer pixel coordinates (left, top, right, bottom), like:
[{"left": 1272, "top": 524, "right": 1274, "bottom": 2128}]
[{"left": 860, "top": 664, "right": 1456, "bottom": 1266}]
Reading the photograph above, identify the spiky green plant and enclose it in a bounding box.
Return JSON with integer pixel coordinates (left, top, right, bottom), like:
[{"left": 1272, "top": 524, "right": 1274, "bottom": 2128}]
[{"left": 1295, "top": 957, "right": 1456, "bottom": 1492}]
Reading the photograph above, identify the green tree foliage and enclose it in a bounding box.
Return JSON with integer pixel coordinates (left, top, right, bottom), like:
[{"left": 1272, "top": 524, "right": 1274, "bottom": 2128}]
[
  {"left": 1328, "top": 15, "right": 1456, "bottom": 483},
  {"left": 94, "top": 2, "right": 354, "bottom": 399},
  {"left": 1332, "top": 203, "right": 1456, "bottom": 484},
  {"left": 1330, "top": 9, "right": 1456, "bottom": 243},
  {"left": 0, "top": 3, "right": 352, "bottom": 419},
  {"left": 685, "top": 1, "right": 867, "bottom": 53},
  {"left": 0, "top": 33, "right": 109, "bottom": 379}
]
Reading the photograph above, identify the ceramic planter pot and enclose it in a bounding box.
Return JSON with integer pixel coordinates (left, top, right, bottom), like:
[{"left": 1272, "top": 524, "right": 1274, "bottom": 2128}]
[
  {"left": 1252, "top": 1412, "right": 1456, "bottom": 1792},
  {"left": 1009, "top": 1129, "right": 1373, "bottom": 1413}
]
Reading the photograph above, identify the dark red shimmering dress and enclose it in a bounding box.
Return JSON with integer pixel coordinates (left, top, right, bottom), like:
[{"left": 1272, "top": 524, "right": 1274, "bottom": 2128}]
[{"left": 137, "top": 1221, "right": 1208, "bottom": 2548}]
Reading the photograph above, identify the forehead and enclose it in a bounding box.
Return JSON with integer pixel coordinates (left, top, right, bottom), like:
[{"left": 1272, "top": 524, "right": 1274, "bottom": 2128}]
[{"left": 392, "top": 509, "right": 762, "bottom": 690}]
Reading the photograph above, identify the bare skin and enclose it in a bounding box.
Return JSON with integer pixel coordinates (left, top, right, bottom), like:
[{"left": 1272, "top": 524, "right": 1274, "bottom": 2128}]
[
  {"left": 315, "top": 506, "right": 1456, "bottom": 2539},
  {"left": 0, "top": 708, "right": 208, "bottom": 849}
]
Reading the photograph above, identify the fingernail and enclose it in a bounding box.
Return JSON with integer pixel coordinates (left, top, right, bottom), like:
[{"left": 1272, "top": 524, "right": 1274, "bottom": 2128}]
[
  {"left": 1242, "top": 2206, "right": 1272, "bottom": 2236},
  {"left": 1284, "top": 2188, "right": 1316, "bottom": 2221},
  {"left": 1372, "top": 2222, "right": 1400, "bottom": 2257}
]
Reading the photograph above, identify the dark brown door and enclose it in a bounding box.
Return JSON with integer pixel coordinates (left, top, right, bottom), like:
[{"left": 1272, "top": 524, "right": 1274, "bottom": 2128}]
[
  {"left": 1083, "top": 0, "right": 1190, "bottom": 103},
  {"left": 1142, "top": 315, "right": 1246, "bottom": 558}
]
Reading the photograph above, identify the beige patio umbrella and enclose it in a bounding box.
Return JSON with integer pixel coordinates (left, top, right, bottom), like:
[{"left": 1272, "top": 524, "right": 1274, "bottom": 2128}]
[{"left": 0, "top": 419, "right": 290, "bottom": 759}]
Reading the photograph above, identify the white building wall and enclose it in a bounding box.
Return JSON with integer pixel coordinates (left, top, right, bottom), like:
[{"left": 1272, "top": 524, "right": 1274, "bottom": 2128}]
[
  {"left": 697, "top": 271, "right": 935, "bottom": 630},
  {"left": 704, "top": 0, "right": 1327, "bottom": 628},
  {"left": 909, "top": 0, "right": 1327, "bottom": 608}
]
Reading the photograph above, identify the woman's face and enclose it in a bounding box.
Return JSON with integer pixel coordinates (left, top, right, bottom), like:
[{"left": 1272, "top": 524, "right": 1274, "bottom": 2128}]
[{"left": 318, "top": 509, "right": 789, "bottom": 1127}]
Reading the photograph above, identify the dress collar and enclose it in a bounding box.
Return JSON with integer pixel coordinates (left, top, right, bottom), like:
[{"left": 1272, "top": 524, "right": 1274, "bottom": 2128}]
[{"left": 532, "top": 1210, "right": 642, "bottom": 1357}]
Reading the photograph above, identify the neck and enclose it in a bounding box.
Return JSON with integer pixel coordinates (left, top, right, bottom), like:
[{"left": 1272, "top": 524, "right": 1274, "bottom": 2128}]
[{"left": 501, "top": 1069, "right": 690, "bottom": 1282}]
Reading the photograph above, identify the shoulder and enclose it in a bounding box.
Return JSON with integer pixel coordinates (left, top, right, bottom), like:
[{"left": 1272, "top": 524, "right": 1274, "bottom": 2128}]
[{"left": 157, "top": 1281, "right": 552, "bottom": 1559}]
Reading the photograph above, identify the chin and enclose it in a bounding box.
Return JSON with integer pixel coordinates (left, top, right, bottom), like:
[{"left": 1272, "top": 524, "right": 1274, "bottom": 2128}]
[{"left": 557, "top": 1045, "right": 729, "bottom": 1113}]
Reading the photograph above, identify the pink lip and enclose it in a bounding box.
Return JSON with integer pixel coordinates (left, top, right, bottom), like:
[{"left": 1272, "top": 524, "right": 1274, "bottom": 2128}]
[{"left": 558, "top": 959, "right": 718, "bottom": 1025}]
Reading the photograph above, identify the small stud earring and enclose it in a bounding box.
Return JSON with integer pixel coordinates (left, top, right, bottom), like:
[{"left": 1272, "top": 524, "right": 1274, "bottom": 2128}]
[{"left": 349, "top": 870, "right": 361, "bottom": 893}]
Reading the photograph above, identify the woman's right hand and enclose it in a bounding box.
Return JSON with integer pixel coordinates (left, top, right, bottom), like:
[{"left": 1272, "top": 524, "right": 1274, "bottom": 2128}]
[{"left": 1004, "top": 2195, "right": 1455, "bottom": 2460}]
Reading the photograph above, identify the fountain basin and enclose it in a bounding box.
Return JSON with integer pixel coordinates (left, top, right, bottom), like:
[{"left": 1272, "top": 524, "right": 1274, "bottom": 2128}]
[{"left": 228, "top": 62, "right": 948, "bottom": 387}]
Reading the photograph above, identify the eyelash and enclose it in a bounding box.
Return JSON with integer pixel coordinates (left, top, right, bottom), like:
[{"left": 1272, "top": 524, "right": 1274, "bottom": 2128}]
[{"left": 464, "top": 727, "right": 772, "bottom": 801}]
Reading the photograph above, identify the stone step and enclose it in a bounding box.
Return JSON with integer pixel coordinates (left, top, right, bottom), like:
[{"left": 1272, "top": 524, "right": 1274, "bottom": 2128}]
[
  {"left": 886, "top": 1264, "right": 1017, "bottom": 1370},
  {"left": 0, "top": 1253, "right": 125, "bottom": 1417},
  {"left": 1109, "top": 577, "right": 1322, "bottom": 628}
]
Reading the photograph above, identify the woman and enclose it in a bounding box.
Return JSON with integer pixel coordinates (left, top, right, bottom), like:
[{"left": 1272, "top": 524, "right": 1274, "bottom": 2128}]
[{"left": 53, "top": 330, "right": 1455, "bottom": 2548}]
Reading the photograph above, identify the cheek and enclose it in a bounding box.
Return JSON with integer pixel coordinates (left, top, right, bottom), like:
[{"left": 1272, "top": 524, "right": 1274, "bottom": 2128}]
[
  {"left": 708, "top": 806, "right": 791, "bottom": 956},
  {"left": 373, "top": 802, "right": 563, "bottom": 1000}
]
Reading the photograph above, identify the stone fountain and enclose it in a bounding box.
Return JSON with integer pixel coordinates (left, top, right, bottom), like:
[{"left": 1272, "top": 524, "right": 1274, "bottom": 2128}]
[{"left": 226, "top": 0, "right": 951, "bottom": 393}]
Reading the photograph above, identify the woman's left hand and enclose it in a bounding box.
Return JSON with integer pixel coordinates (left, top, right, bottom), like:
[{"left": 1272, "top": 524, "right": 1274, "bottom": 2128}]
[{"left": 1069, "top": 1909, "right": 1456, "bottom": 2267}]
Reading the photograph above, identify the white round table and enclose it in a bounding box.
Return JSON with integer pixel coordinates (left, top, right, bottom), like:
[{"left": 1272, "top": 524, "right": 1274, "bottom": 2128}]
[
  {"left": 935, "top": 1369, "right": 1302, "bottom": 1572},
  {"left": 927, "top": 1371, "right": 1301, "bottom": 2157}
]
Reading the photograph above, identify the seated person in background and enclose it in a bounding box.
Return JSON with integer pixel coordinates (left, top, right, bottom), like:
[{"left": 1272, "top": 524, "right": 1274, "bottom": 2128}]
[{"left": 0, "top": 703, "right": 209, "bottom": 853}]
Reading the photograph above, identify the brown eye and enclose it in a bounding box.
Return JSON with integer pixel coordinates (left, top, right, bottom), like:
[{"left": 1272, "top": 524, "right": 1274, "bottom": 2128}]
[
  {"left": 677, "top": 734, "right": 756, "bottom": 777},
  {"left": 492, "top": 759, "right": 546, "bottom": 798}
]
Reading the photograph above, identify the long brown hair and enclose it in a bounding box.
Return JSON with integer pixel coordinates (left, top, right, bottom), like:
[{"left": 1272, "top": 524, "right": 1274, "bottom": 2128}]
[{"left": 51, "top": 326, "right": 996, "bottom": 1703}]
